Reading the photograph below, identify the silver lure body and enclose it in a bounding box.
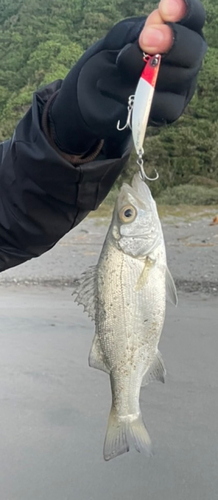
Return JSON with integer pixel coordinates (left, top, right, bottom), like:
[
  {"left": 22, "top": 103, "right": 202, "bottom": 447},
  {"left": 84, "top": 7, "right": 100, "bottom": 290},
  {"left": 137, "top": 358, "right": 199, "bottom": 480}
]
[{"left": 74, "top": 173, "right": 177, "bottom": 461}]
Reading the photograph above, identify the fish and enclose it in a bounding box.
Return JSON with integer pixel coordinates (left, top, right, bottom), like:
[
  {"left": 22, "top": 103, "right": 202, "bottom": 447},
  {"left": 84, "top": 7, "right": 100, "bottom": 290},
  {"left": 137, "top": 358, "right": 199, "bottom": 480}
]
[{"left": 74, "top": 173, "right": 177, "bottom": 461}]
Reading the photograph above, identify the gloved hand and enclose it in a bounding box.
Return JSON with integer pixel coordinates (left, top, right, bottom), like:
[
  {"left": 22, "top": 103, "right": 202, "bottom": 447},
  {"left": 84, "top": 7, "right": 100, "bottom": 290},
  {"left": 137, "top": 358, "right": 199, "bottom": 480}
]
[{"left": 48, "top": 0, "right": 207, "bottom": 155}]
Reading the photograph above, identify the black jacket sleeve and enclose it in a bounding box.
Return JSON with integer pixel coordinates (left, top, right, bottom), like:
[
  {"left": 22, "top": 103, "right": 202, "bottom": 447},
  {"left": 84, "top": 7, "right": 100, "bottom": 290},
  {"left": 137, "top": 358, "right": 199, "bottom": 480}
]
[{"left": 0, "top": 81, "right": 132, "bottom": 273}]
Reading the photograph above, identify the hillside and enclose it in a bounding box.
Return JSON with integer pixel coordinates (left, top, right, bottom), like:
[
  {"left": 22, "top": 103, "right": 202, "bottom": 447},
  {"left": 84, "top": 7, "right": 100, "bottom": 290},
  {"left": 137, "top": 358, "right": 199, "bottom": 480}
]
[{"left": 0, "top": 0, "right": 218, "bottom": 196}]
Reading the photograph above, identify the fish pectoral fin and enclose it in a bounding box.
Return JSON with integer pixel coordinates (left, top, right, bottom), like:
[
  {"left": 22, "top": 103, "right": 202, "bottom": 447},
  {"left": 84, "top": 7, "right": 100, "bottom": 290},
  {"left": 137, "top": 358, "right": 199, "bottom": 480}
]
[
  {"left": 72, "top": 266, "right": 96, "bottom": 320},
  {"left": 135, "top": 257, "right": 155, "bottom": 291},
  {"left": 141, "top": 350, "right": 166, "bottom": 386},
  {"left": 89, "top": 334, "right": 110, "bottom": 374},
  {"left": 166, "top": 266, "right": 178, "bottom": 306}
]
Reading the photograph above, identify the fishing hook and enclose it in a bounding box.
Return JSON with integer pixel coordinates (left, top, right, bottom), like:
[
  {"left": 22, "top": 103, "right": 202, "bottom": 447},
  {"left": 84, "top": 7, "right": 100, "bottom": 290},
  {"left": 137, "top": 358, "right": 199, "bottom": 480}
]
[
  {"left": 137, "top": 149, "right": 159, "bottom": 182},
  {"left": 117, "top": 95, "right": 134, "bottom": 131}
]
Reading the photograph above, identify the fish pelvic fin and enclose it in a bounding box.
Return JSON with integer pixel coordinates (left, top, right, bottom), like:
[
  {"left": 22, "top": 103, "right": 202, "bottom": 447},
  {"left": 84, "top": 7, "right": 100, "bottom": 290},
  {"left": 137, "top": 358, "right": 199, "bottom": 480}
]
[
  {"left": 103, "top": 408, "right": 152, "bottom": 461},
  {"left": 166, "top": 266, "right": 178, "bottom": 306}
]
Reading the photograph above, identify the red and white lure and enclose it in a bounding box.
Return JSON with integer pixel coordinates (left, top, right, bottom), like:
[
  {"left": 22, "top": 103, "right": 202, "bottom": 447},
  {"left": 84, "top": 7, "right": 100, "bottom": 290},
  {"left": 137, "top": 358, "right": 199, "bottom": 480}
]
[{"left": 117, "top": 53, "right": 161, "bottom": 181}]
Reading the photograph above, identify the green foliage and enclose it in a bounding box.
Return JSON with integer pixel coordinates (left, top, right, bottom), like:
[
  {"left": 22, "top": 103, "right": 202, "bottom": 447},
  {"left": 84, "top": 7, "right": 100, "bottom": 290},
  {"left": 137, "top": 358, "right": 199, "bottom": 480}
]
[
  {"left": 0, "top": 0, "right": 217, "bottom": 200},
  {"left": 156, "top": 185, "right": 218, "bottom": 205}
]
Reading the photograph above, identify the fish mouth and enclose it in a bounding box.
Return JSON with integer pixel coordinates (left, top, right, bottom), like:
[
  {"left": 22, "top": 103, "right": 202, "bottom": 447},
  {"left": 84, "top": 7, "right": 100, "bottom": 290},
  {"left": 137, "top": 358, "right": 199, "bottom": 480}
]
[
  {"left": 117, "top": 173, "right": 155, "bottom": 212},
  {"left": 131, "top": 173, "right": 154, "bottom": 201}
]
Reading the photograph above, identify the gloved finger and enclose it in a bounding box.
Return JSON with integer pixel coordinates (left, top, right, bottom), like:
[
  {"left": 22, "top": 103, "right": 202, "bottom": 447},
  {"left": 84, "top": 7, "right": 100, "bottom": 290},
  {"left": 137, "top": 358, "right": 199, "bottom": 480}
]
[
  {"left": 161, "top": 23, "right": 207, "bottom": 68},
  {"left": 78, "top": 51, "right": 128, "bottom": 135},
  {"left": 179, "top": 0, "right": 206, "bottom": 33},
  {"left": 156, "top": 63, "right": 199, "bottom": 93},
  {"left": 117, "top": 24, "right": 206, "bottom": 84},
  {"left": 102, "top": 16, "right": 146, "bottom": 50},
  {"left": 116, "top": 43, "right": 145, "bottom": 83},
  {"left": 118, "top": 49, "right": 187, "bottom": 95},
  {"left": 149, "top": 91, "right": 189, "bottom": 125},
  {"left": 98, "top": 72, "right": 137, "bottom": 105},
  {"left": 109, "top": 49, "right": 201, "bottom": 108}
]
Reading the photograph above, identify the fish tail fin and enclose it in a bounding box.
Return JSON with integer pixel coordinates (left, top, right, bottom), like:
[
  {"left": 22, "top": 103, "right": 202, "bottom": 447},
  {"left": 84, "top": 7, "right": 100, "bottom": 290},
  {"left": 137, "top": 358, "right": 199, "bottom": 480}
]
[
  {"left": 129, "top": 413, "right": 152, "bottom": 455},
  {"left": 103, "top": 408, "right": 152, "bottom": 461}
]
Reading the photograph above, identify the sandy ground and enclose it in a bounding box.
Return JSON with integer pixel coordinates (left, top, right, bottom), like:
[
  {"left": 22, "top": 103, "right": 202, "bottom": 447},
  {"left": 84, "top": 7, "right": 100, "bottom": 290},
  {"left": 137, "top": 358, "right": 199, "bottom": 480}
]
[{"left": 0, "top": 211, "right": 217, "bottom": 499}]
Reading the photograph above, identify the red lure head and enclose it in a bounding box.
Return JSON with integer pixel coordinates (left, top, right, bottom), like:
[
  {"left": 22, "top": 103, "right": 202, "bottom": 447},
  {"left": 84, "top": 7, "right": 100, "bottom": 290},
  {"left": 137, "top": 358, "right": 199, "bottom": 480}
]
[{"left": 141, "top": 54, "right": 161, "bottom": 87}]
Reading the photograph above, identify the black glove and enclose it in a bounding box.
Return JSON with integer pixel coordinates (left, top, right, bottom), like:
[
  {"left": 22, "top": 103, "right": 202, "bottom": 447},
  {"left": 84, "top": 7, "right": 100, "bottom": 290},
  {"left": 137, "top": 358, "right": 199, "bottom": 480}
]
[{"left": 49, "top": 0, "right": 207, "bottom": 155}]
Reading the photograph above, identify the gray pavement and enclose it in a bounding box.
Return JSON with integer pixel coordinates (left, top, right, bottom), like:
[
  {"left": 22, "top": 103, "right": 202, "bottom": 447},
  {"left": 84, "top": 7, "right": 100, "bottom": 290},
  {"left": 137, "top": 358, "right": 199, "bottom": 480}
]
[{"left": 0, "top": 212, "right": 217, "bottom": 500}]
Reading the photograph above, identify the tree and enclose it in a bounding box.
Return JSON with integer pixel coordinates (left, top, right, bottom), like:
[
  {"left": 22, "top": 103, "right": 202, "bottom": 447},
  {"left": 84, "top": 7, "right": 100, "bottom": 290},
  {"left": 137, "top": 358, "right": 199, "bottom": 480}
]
[{"left": 0, "top": 0, "right": 217, "bottom": 196}]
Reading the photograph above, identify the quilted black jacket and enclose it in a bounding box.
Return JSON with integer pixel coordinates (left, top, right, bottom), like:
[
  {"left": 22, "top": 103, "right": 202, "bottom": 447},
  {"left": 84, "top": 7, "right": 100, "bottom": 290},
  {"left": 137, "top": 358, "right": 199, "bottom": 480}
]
[{"left": 0, "top": 81, "right": 131, "bottom": 272}]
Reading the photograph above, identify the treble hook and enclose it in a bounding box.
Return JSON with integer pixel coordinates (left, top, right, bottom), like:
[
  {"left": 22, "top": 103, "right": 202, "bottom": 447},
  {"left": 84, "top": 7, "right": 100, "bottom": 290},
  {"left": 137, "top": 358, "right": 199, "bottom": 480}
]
[
  {"left": 137, "top": 149, "right": 159, "bottom": 182},
  {"left": 140, "top": 167, "right": 159, "bottom": 182},
  {"left": 117, "top": 95, "right": 134, "bottom": 131}
]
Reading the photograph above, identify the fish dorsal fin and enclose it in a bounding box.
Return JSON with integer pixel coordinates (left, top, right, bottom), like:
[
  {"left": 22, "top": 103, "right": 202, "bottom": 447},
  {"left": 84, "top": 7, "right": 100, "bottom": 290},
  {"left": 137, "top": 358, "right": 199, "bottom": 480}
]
[
  {"left": 89, "top": 334, "right": 110, "bottom": 374},
  {"left": 166, "top": 266, "right": 178, "bottom": 306},
  {"left": 73, "top": 266, "right": 96, "bottom": 320},
  {"left": 141, "top": 351, "right": 166, "bottom": 386}
]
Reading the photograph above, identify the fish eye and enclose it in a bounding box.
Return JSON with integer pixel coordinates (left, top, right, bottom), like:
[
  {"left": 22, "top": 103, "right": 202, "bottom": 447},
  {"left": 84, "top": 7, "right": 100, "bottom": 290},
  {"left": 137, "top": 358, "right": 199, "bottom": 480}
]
[{"left": 119, "top": 205, "right": 137, "bottom": 223}]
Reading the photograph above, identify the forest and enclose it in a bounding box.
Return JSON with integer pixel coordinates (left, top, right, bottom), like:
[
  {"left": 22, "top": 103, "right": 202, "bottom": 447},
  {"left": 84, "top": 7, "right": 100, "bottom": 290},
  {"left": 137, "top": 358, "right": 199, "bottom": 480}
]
[{"left": 0, "top": 0, "right": 218, "bottom": 202}]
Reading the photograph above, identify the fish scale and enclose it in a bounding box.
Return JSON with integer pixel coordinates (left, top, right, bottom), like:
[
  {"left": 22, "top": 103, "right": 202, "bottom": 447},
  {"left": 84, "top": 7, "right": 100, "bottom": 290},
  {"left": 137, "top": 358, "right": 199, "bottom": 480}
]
[
  {"left": 96, "top": 240, "right": 166, "bottom": 415},
  {"left": 97, "top": 241, "right": 165, "bottom": 362}
]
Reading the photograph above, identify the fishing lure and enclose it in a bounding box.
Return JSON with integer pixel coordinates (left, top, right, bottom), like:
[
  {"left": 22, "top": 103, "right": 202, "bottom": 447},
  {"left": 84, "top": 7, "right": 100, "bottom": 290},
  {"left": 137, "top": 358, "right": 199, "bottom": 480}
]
[{"left": 117, "top": 53, "right": 161, "bottom": 181}]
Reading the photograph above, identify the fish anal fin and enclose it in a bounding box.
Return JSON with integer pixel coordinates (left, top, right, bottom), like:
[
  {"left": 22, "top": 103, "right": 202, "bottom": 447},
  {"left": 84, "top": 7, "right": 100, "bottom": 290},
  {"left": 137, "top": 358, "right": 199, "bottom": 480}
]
[
  {"left": 141, "top": 350, "right": 166, "bottom": 387},
  {"left": 89, "top": 334, "right": 110, "bottom": 374}
]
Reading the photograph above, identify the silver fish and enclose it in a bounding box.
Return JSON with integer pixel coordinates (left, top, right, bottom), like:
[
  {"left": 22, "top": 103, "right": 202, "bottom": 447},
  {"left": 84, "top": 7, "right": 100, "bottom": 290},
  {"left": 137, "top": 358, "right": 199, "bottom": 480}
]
[{"left": 74, "top": 173, "right": 177, "bottom": 461}]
